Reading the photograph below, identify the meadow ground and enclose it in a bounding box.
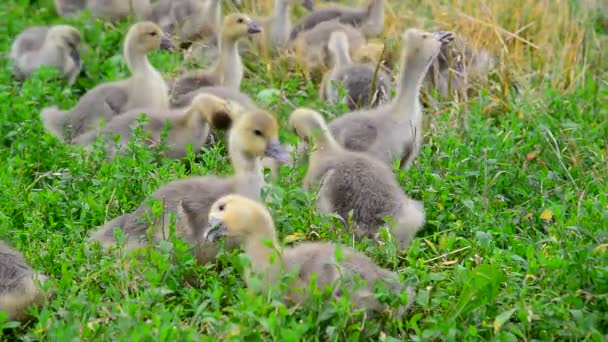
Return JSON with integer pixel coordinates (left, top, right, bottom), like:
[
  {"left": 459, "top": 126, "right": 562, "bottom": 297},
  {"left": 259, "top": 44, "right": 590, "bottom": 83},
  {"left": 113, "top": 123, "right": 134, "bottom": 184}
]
[{"left": 0, "top": 0, "right": 607, "bottom": 340}]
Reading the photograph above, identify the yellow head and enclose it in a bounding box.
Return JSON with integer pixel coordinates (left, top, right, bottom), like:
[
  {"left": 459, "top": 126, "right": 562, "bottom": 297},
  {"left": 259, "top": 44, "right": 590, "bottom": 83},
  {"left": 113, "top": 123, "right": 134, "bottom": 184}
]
[
  {"left": 230, "top": 110, "right": 288, "bottom": 163},
  {"left": 126, "top": 21, "right": 174, "bottom": 53},
  {"left": 204, "top": 195, "right": 275, "bottom": 242},
  {"left": 402, "top": 28, "right": 453, "bottom": 67},
  {"left": 287, "top": 108, "right": 328, "bottom": 144},
  {"left": 221, "top": 13, "right": 262, "bottom": 41}
]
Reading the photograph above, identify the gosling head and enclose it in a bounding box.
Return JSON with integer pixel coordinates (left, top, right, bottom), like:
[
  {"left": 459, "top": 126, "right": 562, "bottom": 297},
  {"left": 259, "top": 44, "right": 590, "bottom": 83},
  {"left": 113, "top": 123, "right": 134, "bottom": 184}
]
[
  {"left": 47, "top": 25, "right": 82, "bottom": 51},
  {"left": 189, "top": 93, "right": 232, "bottom": 127},
  {"left": 230, "top": 110, "right": 289, "bottom": 163},
  {"left": 127, "top": 21, "right": 174, "bottom": 53},
  {"left": 204, "top": 194, "right": 275, "bottom": 242},
  {"left": 221, "top": 13, "right": 263, "bottom": 41},
  {"left": 287, "top": 108, "right": 328, "bottom": 143},
  {"left": 402, "top": 28, "right": 453, "bottom": 66}
]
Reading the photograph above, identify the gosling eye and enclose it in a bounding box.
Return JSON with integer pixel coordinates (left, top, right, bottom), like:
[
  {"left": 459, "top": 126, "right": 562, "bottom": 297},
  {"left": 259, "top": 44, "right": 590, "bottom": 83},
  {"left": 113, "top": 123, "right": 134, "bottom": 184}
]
[
  {"left": 253, "top": 129, "right": 263, "bottom": 137},
  {"left": 237, "top": 18, "right": 244, "bottom": 24},
  {"left": 149, "top": 31, "right": 158, "bottom": 37},
  {"left": 218, "top": 204, "right": 225, "bottom": 211}
]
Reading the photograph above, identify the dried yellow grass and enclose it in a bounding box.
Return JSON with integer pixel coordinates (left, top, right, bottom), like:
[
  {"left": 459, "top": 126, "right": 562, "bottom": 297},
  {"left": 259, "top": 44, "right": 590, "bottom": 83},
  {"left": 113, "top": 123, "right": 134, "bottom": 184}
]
[{"left": 238, "top": 0, "right": 602, "bottom": 93}]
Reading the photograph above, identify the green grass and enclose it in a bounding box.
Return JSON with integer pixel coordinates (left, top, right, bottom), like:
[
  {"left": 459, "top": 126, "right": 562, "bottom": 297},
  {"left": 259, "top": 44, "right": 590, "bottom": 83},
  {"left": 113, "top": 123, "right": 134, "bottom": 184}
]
[{"left": 1, "top": 0, "right": 607, "bottom": 340}]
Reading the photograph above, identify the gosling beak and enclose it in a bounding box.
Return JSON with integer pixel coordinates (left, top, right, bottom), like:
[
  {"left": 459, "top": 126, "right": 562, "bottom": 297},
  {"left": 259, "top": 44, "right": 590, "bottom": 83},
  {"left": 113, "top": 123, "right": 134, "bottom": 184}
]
[
  {"left": 160, "top": 34, "right": 175, "bottom": 50},
  {"left": 264, "top": 138, "right": 289, "bottom": 164},
  {"left": 247, "top": 21, "right": 262, "bottom": 34},
  {"left": 434, "top": 31, "right": 454, "bottom": 46},
  {"left": 204, "top": 216, "right": 227, "bottom": 242}
]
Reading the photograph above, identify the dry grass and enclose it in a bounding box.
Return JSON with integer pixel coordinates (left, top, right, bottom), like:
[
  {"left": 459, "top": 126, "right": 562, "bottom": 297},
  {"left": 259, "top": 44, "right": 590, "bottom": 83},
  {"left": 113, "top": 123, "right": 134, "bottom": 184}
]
[{"left": 239, "top": 0, "right": 605, "bottom": 94}]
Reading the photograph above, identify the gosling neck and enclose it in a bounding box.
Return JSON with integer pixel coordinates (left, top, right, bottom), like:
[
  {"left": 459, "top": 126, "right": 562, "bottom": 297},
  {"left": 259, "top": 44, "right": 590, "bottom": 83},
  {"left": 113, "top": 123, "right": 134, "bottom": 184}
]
[
  {"left": 206, "top": 0, "right": 221, "bottom": 34},
  {"left": 215, "top": 34, "right": 241, "bottom": 86},
  {"left": 228, "top": 138, "right": 262, "bottom": 178},
  {"left": 271, "top": 0, "right": 291, "bottom": 45},
  {"left": 308, "top": 123, "right": 341, "bottom": 153},
  {"left": 362, "top": 0, "right": 384, "bottom": 36},
  {"left": 243, "top": 226, "right": 282, "bottom": 286},
  {"left": 124, "top": 42, "right": 157, "bottom": 79},
  {"left": 390, "top": 49, "right": 429, "bottom": 115},
  {"left": 330, "top": 41, "right": 352, "bottom": 68}
]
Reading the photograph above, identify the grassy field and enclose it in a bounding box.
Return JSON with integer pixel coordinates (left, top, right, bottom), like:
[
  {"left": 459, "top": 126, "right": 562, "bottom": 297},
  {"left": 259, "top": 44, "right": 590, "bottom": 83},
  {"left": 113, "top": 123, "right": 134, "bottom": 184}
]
[{"left": 1, "top": 0, "right": 607, "bottom": 340}]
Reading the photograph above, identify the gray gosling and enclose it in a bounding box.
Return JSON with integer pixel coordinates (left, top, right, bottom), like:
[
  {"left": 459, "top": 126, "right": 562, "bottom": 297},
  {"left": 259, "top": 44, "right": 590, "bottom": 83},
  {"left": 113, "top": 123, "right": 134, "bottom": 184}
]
[
  {"left": 329, "top": 29, "right": 453, "bottom": 169},
  {"left": 425, "top": 33, "right": 495, "bottom": 100},
  {"left": 204, "top": 194, "right": 414, "bottom": 317},
  {"left": 170, "top": 14, "right": 263, "bottom": 100},
  {"left": 54, "top": 0, "right": 86, "bottom": 17},
  {"left": 10, "top": 25, "right": 82, "bottom": 85},
  {"left": 166, "top": 0, "right": 221, "bottom": 45},
  {"left": 253, "top": 0, "right": 305, "bottom": 52},
  {"left": 72, "top": 93, "right": 231, "bottom": 159},
  {"left": 89, "top": 110, "right": 288, "bottom": 264},
  {"left": 289, "top": 108, "right": 425, "bottom": 249},
  {"left": 291, "top": 19, "right": 365, "bottom": 78},
  {"left": 290, "top": 0, "right": 385, "bottom": 40},
  {"left": 55, "top": 0, "right": 156, "bottom": 20},
  {"left": 321, "top": 31, "right": 392, "bottom": 110},
  {"left": 170, "top": 85, "right": 258, "bottom": 114},
  {"left": 40, "top": 22, "right": 173, "bottom": 142},
  {"left": 0, "top": 241, "right": 47, "bottom": 322}
]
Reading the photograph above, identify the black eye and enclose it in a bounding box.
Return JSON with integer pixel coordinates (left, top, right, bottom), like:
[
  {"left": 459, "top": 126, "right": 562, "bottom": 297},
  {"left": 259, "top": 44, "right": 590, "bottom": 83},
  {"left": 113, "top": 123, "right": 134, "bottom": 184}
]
[
  {"left": 218, "top": 204, "right": 225, "bottom": 211},
  {"left": 149, "top": 31, "right": 158, "bottom": 37},
  {"left": 237, "top": 18, "right": 244, "bottom": 24},
  {"left": 253, "top": 129, "right": 263, "bottom": 137}
]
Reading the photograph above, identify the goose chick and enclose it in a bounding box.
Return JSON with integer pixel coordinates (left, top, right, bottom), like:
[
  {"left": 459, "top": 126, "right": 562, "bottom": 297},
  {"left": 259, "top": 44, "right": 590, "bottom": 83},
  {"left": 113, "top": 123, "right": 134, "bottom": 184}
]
[
  {"left": 40, "top": 21, "right": 173, "bottom": 142},
  {"left": 85, "top": 0, "right": 133, "bottom": 20},
  {"left": 170, "top": 14, "right": 262, "bottom": 100},
  {"left": 329, "top": 29, "right": 453, "bottom": 169},
  {"left": 204, "top": 194, "right": 414, "bottom": 316},
  {"left": 89, "top": 110, "right": 288, "bottom": 264},
  {"left": 168, "top": 0, "right": 221, "bottom": 46},
  {"left": 54, "top": 0, "right": 86, "bottom": 17},
  {"left": 321, "top": 31, "right": 392, "bottom": 110},
  {"left": 171, "top": 86, "right": 258, "bottom": 117},
  {"left": 10, "top": 25, "right": 82, "bottom": 85},
  {"left": 0, "top": 241, "right": 47, "bottom": 322},
  {"left": 290, "top": 0, "right": 385, "bottom": 40},
  {"left": 291, "top": 19, "right": 365, "bottom": 79},
  {"left": 425, "top": 33, "right": 495, "bottom": 99},
  {"left": 253, "top": 0, "right": 301, "bottom": 52},
  {"left": 289, "top": 108, "right": 425, "bottom": 249},
  {"left": 72, "top": 93, "right": 230, "bottom": 159}
]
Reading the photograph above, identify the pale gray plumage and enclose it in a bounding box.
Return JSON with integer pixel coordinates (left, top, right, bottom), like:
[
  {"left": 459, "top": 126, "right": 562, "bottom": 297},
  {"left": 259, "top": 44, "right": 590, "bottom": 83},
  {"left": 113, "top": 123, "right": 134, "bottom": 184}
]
[
  {"left": 170, "top": 85, "right": 257, "bottom": 112},
  {"left": 72, "top": 93, "right": 230, "bottom": 158},
  {"left": 328, "top": 29, "right": 453, "bottom": 169},
  {"left": 0, "top": 241, "right": 47, "bottom": 322},
  {"left": 292, "top": 19, "right": 366, "bottom": 72},
  {"left": 10, "top": 25, "right": 82, "bottom": 85},
  {"left": 289, "top": 0, "right": 384, "bottom": 40},
  {"left": 425, "top": 33, "right": 495, "bottom": 99},
  {"left": 54, "top": 0, "right": 86, "bottom": 17},
  {"left": 289, "top": 109, "right": 425, "bottom": 249},
  {"left": 40, "top": 22, "right": 171, "bottom": 142},
  {"left": 205, "top": 195, "right": 414, "bottom": 317},
  {"left": 89, "top": 110, "right": 288, "bottom": 264},
  {"left": 322, "top": 30, "right": 392, "bottom": 109}
]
